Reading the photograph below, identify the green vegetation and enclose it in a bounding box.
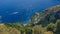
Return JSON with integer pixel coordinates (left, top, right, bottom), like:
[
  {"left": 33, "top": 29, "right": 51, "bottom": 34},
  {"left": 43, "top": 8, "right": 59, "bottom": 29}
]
[{"left": 0, "top": 5, "right": 60, "bottom": 34}]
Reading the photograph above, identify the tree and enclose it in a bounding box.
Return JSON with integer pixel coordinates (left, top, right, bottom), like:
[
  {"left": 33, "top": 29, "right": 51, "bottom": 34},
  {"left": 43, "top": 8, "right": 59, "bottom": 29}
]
[
  {"left": 32, "top": 25, "right": 45, "bottom": 34},
  {"left": 55, "top": 20, "right": 60, "bottom": 34},
  {"left": 25, "top": 27, "right": 32, "bottom": 34},
  {"left": 4, "top": 23, "right": 24, "bottom": 34},
  {"left": 46, "top": 23, "right": 56, "bottom": 33}
]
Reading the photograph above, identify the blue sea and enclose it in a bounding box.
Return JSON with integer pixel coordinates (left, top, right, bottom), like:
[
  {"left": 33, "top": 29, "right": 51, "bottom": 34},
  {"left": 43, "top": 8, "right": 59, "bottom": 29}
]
[{"left": 0, "top": 0, "right": 60, "bottom": 23}]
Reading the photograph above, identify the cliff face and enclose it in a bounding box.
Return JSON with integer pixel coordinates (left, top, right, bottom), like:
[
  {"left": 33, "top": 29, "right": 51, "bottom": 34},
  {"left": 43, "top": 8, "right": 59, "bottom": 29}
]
[{"left": 30, "top": 5, "right": 60, "bottom": 26}]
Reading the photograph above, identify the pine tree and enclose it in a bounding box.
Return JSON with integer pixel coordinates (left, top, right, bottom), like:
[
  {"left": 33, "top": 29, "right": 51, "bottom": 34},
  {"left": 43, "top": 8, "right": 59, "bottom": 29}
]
[{"left": 55, "top": 20, "right": 60, "bottom": 34}]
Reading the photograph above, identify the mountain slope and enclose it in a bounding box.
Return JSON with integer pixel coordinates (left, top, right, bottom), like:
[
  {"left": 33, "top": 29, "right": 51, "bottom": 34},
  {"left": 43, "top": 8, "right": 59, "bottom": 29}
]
[{"left": 29, "top": 5, "right": 60, "bottom": 26}]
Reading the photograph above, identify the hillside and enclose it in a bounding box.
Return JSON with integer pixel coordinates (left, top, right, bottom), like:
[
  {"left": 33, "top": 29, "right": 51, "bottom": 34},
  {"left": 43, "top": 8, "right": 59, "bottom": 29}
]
[
  {"left": 0, "top": 5, "right": 60, "bottom": 34},
  {"left": 29, "top": 5, "right": 60, "bottom": 26}
]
